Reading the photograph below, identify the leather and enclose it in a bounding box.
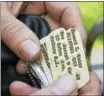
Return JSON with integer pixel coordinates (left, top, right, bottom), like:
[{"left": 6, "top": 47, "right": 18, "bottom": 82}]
[{"left": 1, "top": 14, "right": 50, "bottom": 96}]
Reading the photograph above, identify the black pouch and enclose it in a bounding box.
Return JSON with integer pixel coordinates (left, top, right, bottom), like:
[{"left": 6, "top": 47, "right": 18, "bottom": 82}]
[{"left": 1, "top": 14, "right": 50, "bottom": 96}]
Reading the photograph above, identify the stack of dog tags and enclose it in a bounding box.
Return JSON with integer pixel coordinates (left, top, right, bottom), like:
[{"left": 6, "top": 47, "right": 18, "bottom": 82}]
[{"left": 27, "top": 28, "right": 89, "bottom": 89}]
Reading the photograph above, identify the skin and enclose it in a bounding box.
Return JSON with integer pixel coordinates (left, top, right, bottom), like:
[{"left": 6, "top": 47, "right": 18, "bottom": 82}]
[
  {"left": 1, "top": 2, "right": 101, "bottom": 95},
  {"left": 1, "top": 2, "right": 87, "bottom": 74},
  {"left": 9, "top": 72, "right": 101, "bottom": 95}
]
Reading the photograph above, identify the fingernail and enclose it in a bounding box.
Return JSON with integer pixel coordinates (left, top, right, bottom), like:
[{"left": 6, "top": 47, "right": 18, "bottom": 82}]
[
  {"left": 19, "top": 39, "right": 39, "bottom": 61},
  {"left": 51, "top": 75, "right": 78, "bottom": 95},
  {"left": 16, "top": 61, "right": 27, "bottom": 74}
]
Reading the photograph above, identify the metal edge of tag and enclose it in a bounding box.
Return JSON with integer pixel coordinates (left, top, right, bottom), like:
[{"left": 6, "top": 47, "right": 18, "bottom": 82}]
[
  {"left": 26, "top": 62, "right": 49, "bottom": 87},
  {"left": 31, "top": 62, "right": 49, "bottom": 86},
  {"left": 26, "top": 62, "right": 40, "bottom": 87}
]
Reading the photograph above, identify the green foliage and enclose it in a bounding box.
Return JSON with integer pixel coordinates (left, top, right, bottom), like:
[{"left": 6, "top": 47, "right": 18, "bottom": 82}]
[
  {"left": 76, "top": 2, "right": 103, "bottom": 33},
  {"left": 76, "top": 2, "right": 103, "bottom": 49}
]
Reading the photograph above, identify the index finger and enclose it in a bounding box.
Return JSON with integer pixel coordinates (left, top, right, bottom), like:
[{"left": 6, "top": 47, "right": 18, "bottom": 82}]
[{"left": 45, "top": 2, "right": 87, "bottom": 46}]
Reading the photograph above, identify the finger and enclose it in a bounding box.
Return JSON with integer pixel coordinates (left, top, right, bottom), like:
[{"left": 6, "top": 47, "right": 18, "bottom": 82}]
[
  {"left": 22, "top": 2, "right": 46, "bottom": 15},
  {"left": 7, "top": 2, "right": 24, "bottom": 17},
  {"left": 42, "top": 14, "right": 60, "bottom": 31},
  {"left": 30, "top": 75, "right": 78, "bottom": 95},
  {"left": 45, "top": 2, "right": 87, "bottom": 46},
  {"left": 1, "top": 6, "right": 41, "bottom": 62},
  {"left": 9, "top": 81, "right": 39, "bottom": 95},
  {"left": 79, "top": 72, "right": 101, "bottom": 95},
  {"left": 16, "top": 60, "right": 27, "bottom": 74}
]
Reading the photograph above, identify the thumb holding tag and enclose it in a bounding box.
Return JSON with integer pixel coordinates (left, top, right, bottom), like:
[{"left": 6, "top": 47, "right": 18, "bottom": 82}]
[{"left": 30, "top": 75, "right": 78, "bottom": 95}]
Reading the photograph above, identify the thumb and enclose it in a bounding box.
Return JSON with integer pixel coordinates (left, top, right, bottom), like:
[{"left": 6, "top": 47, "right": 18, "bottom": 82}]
[
  {"left": 30, "top": 75, "right": 78, "bottom": 95},
  {"left": 1, "top": 3, "right": 41, "bottom": 62}
]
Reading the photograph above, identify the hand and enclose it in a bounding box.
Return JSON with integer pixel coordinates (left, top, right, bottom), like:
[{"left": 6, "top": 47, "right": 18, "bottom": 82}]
[
  {"left": 9, "top": 72, "right": 101, "bottom": 95},
  {"left": 78, "top": 72, "right": 101, "bottom": 95},
  {"left": 1, "top": 2, "right": 87, "bottom": 74}
]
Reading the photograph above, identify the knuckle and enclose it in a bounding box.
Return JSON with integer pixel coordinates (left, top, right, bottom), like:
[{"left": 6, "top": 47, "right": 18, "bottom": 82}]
[
  {"left": 90, "top": 72, "right": 98, "bottom": 78},
  {"left": 2, "top": 21, "right": 24, "bottom": 44}
]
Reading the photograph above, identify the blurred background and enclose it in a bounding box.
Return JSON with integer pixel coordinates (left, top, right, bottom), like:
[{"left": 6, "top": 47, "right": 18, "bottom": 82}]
[
  {"left": 76, "top": 2, "right": 103, "bottom": 93},
  {"left": 76, "top": 2, "right": 103, "bottom": 49}
]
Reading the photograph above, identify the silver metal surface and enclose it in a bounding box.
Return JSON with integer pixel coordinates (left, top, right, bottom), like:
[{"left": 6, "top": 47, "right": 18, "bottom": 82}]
[{"left": 27, "top": 62, "right": 49, "bottom": 87}]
